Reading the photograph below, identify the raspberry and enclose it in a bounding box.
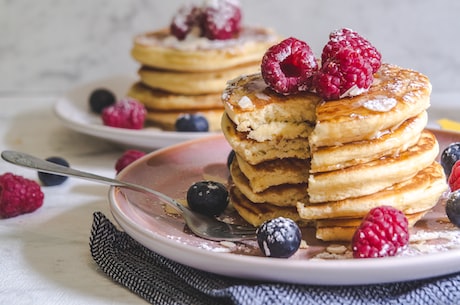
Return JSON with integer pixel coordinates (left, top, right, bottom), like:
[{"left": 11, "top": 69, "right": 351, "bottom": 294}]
[
  {"left": 170, "top": 4, "right": 202, "bottom": 40},
  {"left": 261, "top": 37, "right": 318, "bottom": 95},
  {"left": 170, "top": 0, "right": 241, "bottom": 41},
  {"left": 0, "top": 173, "right": 44, "bottom": 218},
  {"left": 352, "top": 206, "right": 409, "bottom": 259},
  {"left": 101, "top": 98, "right": 146, "bottom": 129},
  {"left": 322, "top": 28, "right": 382, "bottom": 73},
  {"left": 115, "top": 150, "right": 146, "bottom": 174},
  {"left": 313, "top": 47, "right": 373, "bottom": 100},
  {"left": 201, "top": 0, "right": 242, "bottom": 40},
  {"left": 448, "top": 160, "right": 460, "bottom": 192}
]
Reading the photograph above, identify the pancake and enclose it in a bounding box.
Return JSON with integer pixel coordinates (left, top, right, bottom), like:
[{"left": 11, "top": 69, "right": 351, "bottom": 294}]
[
  {"left": 297, "top": 161, "right": 447, "bottom": 220},
  {"left": 310, "top": 111, "right": 427, "bottom": 173},
  {"left": 146, "top": 109, "right": 223, "bottom": 131},
  {"left": 138, "top": 62, "right": 261, "bottom": 95},
  {"left": 229, "top": 185, "right": 311, "bottom": 227},
  {"left": 310, "top": 64, "right": 431, "bottom": 148},
  {"left": 235, "top": 154, "right": 310, "bottom": 193},
  {"left": 222, "top": 73, "right": 320, "bottom": 134},
  {"left": 315, "top": 211, "right": 428, "bottom": 242},
  {"left": 230, "top": 157, "right": 308, "bottom": 206},
  {"left": 131, "top": 27, "right": 280, "bottom": 72},
  {"left": 128, "top": 82, "right": 223, "bottom": 111},
  {"left": 308, "top": 130, "right": 439, "bottom": 203},
  {"left": 221, "top": 113, "right": 310, "bottom": 164}
]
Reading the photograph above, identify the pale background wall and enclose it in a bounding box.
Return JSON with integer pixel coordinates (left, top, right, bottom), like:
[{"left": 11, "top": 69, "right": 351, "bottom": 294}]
[{"left": 1, "top": 0, "right": 459, "bottom": 99}]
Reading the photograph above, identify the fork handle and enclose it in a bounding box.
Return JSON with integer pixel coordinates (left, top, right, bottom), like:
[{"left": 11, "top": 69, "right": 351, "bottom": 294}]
[{"left": 1, "top": 150, "right": 187, "bottom": 215}]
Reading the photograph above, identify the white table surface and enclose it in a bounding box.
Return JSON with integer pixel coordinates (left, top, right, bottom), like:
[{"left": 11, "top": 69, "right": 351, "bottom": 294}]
[
  {"left": 0, "top": 98, "right": 148, "bottom": 304},
  {"left": 0, "top": 94, "right": 459, "bottom": 304}
]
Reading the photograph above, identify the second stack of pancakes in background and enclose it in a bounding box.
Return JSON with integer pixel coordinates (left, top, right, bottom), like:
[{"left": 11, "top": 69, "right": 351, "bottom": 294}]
[{"left": 128, "top": 0, "right": 279, "bottom": 131}]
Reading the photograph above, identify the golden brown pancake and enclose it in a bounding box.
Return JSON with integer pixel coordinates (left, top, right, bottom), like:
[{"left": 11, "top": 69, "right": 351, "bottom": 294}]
[
  {"left": 222, "top": 73, "right": 320, "bottom": 135},
  {"left": 221, "top": 113, "right": 311, "bottom": 164},
  {"left": 310, "top": 64, "right": 432, "bottom": 148},
  {"left": 297, "top": 162, "right": 447, "bottom": 220},
  {"left": 229, "top": 185, "right": 311, "bottom": 227},
  {"left": 131, "top": 27, "right": 280, "bottom": 72},
  {"left": 138, "top": 62, "right": 261, "bottom": 95},
  {"left": 315, "top": 211, "right": 428, "bottom": 241},
  {"left": 230, "top": 158, "right": 308, "bottom": 206},
  {"left": 308, "top": 130, "right": 439, "bottom": 203},
  {"left": 128, "top": 82, "right": 223, "bottom": 111},
  {"left": 310, "top": 111, "right": 427, "bottom": 173},
  {"left": 235, "top": 154, "right": 310, "bottom": 193}
]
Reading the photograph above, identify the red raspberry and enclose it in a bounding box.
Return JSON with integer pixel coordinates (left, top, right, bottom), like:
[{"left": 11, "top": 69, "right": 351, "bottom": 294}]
[
  {"left": 313, "top": 47, "right": 373, "bottom": 100},
  {"left": 101, "top": 98, "right": 146, "bottom": 129},
  {"left": 352, "top": 206, "right": 409, "bottom": 259},
  {"left": 115, "top": 150, "right": 146, "bottom": 174},
  {"left": 322, "top": 28, "right": 382, "bottom": 73},
  {"left": 261, "top": 37, "right": 318, "bottom": 95},
  {"left": 201, "top": 0, "right": 242, "bottom": 40},
  {"left": 170, "top": 4, "right": 202, "bottom": 40},
  {"left": 0, "top": 173, "right": 44, "bottom": 218},
  {"left": 448, "top": 160, "right": 460, "bottom": 192}
]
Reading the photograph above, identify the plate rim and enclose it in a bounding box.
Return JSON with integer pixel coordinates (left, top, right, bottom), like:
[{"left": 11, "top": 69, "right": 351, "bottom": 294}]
[{"left": 108, "top": 132, "right": 460, "bottom": 286}]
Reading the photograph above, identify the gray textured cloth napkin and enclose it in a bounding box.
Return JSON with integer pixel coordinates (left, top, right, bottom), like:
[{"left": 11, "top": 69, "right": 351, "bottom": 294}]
[{"left": 89, "top": 212, "right": 460, "bottom": 305}]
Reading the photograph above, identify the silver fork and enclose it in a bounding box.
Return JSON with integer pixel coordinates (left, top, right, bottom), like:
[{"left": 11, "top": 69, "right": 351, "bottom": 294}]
[{"left": 1, "top": 150, "right": 256, "bottom": 241}]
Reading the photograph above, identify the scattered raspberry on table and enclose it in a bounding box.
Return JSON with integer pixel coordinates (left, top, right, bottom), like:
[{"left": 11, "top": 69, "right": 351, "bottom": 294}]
[{"left": 0, "top": 172, "right": 44, "bottom": 218}]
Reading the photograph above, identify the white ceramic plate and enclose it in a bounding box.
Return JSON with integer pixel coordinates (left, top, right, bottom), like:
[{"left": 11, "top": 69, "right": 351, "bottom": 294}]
[
  {"left": 109, "top": 131, "right": 460, "bottom": 285},
  {"left": 54, "top": 75, "right": 218, "bottom": 150}
]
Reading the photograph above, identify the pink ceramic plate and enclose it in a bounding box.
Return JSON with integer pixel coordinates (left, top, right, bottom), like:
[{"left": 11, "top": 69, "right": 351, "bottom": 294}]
[{"left": 109, "top": 130, "right": 460, "bottom": 285}]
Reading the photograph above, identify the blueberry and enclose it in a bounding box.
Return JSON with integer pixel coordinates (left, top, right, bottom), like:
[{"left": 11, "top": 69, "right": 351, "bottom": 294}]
[
  {"left": 257, "top": 217, "right": 302, "bottom": 258},
  {"left": 89, "top": 88, "right": 116, "bottom": 114},
  {"left": 441, "top": 142, "right": 460, "bottom": 178},
  {"left": 226, "top": 150, "right": 235, "bottom": 169},
  {"left": 175, "top": 114, "right": 209, "bottom": 132},
  {"left": 446, "top": 190, "right": 460, "bottom": 227},
  {"left": 186, "top": 181, "right": 228, "bottom": 216},
  {"left": 38, "top": 157, "right": 70, "bottom": 186}
]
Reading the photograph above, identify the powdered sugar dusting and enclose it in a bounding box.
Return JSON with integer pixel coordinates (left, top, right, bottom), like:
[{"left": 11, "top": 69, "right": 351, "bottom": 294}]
[
  {"left": 139, "top": 27, "right": 277, "bottom": 51},
  {"left": 363, "top": 97, "right": 397, "bottom": 112},
  {"left": 203, "top": 0, "right": 239, "bottom": 31},
  {"left": 340, "top": 85, "right": 368, "bottom": 98},
  {"left": 237, "top": 96, "right": 254, "bottom": 109}
]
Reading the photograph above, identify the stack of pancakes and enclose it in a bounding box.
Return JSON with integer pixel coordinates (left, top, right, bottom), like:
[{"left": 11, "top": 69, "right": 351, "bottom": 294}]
[
  {"left": 127, "top": 27, "right": 279, "bottom": 131},
  {"left": 222, "top": 63, "right": 448, "bottom": 241}
]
